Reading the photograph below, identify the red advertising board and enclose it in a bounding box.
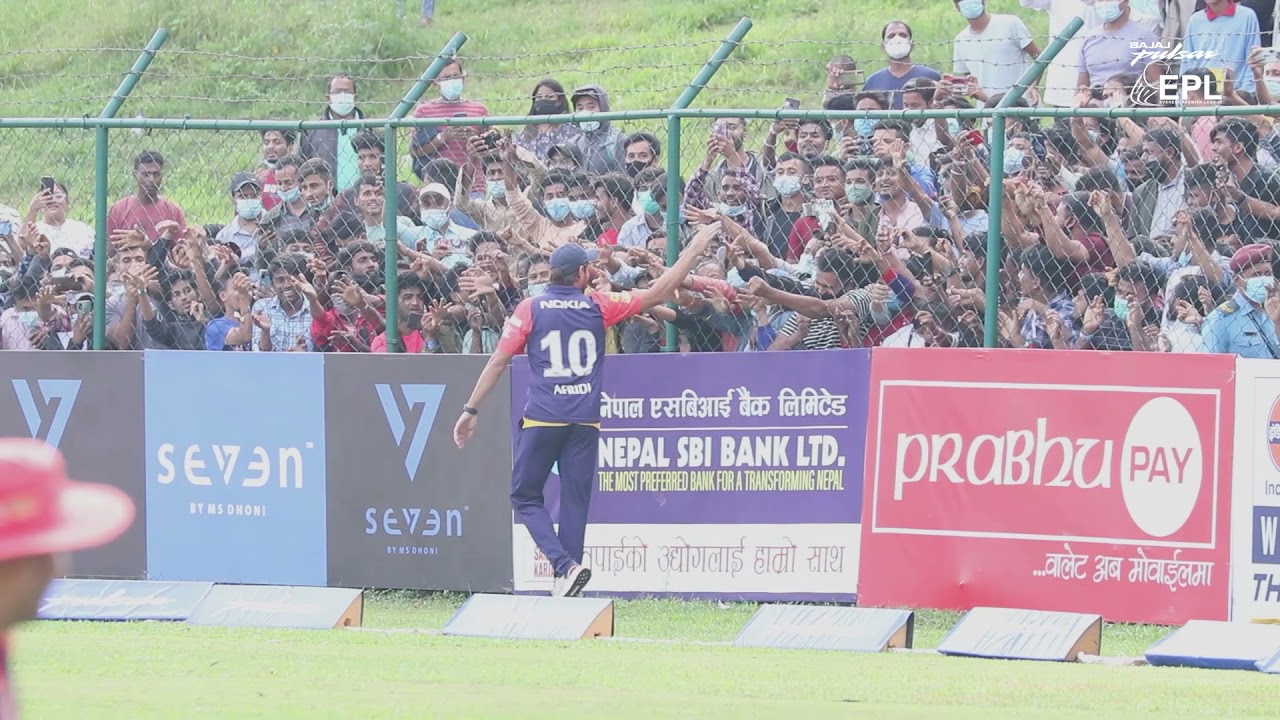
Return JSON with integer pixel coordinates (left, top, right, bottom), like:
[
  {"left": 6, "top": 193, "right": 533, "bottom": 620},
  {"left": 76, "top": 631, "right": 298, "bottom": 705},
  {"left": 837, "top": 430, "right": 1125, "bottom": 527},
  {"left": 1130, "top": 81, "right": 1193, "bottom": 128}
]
[{"left": 858, "top": 348, "right": 1235, "bottom": 624}]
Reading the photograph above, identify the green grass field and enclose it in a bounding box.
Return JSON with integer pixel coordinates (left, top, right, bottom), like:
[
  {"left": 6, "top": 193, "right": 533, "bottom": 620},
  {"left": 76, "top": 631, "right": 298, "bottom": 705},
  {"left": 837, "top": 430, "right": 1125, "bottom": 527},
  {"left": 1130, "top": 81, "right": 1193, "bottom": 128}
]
[
  {"left": 12, "top": 592, "right": 1280, "bottom": 719},
  {"left": 0, "top": 0, "right": 1050, "bottom": 229}
]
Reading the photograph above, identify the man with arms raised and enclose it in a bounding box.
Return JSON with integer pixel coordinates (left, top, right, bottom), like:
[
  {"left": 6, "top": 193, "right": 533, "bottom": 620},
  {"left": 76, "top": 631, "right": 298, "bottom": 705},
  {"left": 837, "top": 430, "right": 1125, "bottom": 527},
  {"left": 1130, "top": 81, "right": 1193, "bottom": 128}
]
[{"left": 454, "top": 225, "right": 716, "bottom": 597}]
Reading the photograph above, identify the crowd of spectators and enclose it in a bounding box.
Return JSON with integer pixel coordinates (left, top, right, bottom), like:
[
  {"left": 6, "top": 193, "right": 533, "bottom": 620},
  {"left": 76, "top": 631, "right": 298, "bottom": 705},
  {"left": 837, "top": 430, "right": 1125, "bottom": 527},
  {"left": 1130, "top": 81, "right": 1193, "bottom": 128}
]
[{"left": 3, "top": 0, "right": 1280, "bottom": 357}]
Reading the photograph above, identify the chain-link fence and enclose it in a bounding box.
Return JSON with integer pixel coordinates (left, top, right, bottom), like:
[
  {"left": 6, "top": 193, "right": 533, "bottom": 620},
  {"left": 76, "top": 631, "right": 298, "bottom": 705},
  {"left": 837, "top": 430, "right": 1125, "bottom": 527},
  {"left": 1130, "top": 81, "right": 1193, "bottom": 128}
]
[{"left": 4, "top": 7, "right": 1280, "bottom": 356}]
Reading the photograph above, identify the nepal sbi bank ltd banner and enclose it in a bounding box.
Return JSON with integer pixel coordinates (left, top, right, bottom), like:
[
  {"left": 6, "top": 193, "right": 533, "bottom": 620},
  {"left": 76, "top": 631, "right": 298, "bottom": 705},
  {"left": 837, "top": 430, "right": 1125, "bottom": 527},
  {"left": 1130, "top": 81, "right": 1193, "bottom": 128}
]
[{"left": 510, "top": 350, "right": 869, "bottom": 601}]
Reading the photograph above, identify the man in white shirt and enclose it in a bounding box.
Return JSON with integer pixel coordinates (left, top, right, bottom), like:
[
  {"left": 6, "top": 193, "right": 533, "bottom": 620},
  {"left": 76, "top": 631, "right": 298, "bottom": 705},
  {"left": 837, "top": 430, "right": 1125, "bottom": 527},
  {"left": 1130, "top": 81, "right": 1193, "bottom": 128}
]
[
  {"left": 953, "top": 0, "right": 1044, "bottom": 104},
  {"left": 415, "top": 183, "right": 476, "bottom": 261},
  {"left": 1020, "top": 0, "right": 1101, "bottom": 107}
]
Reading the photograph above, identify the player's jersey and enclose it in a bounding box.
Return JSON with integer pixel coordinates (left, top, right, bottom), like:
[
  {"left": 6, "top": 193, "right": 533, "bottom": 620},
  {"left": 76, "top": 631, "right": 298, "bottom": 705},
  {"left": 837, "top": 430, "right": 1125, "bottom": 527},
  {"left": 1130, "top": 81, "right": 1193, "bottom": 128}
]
[{"left": 498, "top": 284, "right": 644, "bottom": 424}]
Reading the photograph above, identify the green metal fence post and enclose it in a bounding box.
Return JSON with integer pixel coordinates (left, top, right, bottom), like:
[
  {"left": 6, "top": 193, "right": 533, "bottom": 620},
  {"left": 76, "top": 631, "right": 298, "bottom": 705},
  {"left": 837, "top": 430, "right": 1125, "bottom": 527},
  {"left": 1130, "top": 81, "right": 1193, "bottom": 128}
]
[
  {"left": 93, "top": 27, "right": 169, "bottom": 350},
  {"left": 388, "top": 32, "right": 468, "bottom": 120},
  {"left": 383, "top": 124, "right": 401, "bottom": 353},
  {"left": 982, "top": 16, "right": 1083, "bottom": 348},
  {"left": 662, "top": 17, "right": 753, "bottom": 351}
]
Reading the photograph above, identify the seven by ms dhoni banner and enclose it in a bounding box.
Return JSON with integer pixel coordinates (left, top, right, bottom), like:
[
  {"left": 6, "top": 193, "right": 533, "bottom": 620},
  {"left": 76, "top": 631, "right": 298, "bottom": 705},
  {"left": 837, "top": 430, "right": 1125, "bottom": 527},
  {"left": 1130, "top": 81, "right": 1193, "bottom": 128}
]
[
  {"left": 510, "top": 350, "right": 869, "bottom": 601},
  {"left": 859, "top": 348, "right": 1234, "bottom": 624},
  {"left": 1231, "top": 359, "right": 1280, "bottom": 621}
]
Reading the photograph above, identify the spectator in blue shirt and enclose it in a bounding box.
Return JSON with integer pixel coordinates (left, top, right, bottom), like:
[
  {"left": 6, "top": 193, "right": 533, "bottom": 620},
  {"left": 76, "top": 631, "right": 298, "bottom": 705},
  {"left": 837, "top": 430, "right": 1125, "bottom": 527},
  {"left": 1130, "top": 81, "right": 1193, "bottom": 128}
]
[
  {"left": 862, "top": 21, "right": 943, "bottom": 109},
  {"left": 1183, "top": 0, "right": 1262, "bottom": 92},
  {"left": 1200, "top": 243, "right": 1280, "bottom": 357}
]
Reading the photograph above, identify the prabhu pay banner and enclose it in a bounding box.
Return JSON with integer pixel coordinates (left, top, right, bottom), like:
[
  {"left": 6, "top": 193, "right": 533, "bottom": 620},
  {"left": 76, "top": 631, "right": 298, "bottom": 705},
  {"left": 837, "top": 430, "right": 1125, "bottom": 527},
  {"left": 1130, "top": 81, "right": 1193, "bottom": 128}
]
[{"left": 510, "top": 350, "right": 869, "bottom": 601}]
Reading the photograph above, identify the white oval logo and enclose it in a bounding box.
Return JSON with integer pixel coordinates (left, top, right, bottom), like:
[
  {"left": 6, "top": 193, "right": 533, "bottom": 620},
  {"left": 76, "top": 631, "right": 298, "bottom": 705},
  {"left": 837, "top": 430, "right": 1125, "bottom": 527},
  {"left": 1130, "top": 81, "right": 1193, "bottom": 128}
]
[{"left": 1120, "top": 397, "right": 1203, "bottom": 537}]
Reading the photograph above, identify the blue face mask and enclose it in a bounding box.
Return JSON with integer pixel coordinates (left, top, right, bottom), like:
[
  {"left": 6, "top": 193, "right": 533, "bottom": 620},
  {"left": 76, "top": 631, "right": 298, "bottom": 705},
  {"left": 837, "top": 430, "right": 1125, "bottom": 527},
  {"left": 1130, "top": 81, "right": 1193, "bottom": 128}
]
[
  {"left": 1245, "top": 276, "right": 1275, "bottom": 304},
  {"left": 1114, "top": 296, "right": 1129, "bottom": 321},
  {"left": 853, "top": 118, "right": 877, "bottom": 138},
  {"left": 570, "top": 199, "right": 597, "bottom": 220},
  {"left": 421, "top": 208, "right": 450, "bottom": 231},
  {"left": 236, "top": 198, "right": 263, "bottom": 220},
  {"left": 527, "top": 282, "right": 548, "bottom": 296},
  {"left": 1095, "top": 0, "right": 1123, "bottom": 22},
  {"left": 846, "top": 183, "right": 873, "bottom": 204},
  {"left": 544, "top": 198, "right": 571, "bottom": 222},
  {"left": 487, "top": 179, "right": 506, "bottom": 199},
  {"left": 438, "top": 78, "right": 464, "bottom": 102},
  {"left": 1003, "top": 148, "right": 1026, "bottom": 175},
  {"left": 579, "top": 119, "right": 600, "bottom": 133},
  {"left": 635, "top": 191, "right": 661, "bottom": 216},
  {"left": 958, "top": 0, "right": 985, "bottom": 20},
  {"left": 946, "top": 118, "right": 962, "bottom": 136},
  {"left": 717, "top": 203, "right": 746, "bottom": 217},
  {"left": 278, "top": 186, "right": 302, "bottom": 204},
  {"left": 773, "top": 174, "right": 803, "bottom": 197}
]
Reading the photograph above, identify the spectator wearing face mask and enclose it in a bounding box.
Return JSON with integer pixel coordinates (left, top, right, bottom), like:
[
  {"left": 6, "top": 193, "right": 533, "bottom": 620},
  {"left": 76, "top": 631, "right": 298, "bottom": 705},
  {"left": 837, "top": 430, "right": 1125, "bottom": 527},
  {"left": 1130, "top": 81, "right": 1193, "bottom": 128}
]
[
  {"left": 300, "top": 73, "right": 364, "bottom": 193},
  {"left": 687, "top": 128, "right": 763, "bottom": 233},
  {"left": 619, "top": 172, "right": 687, "bottom": 249},
  {"left": 216, "top": 173, "right": 266, "bottom": 267},
  {"left": 503, "top": 133, "right": 586, "bottom": 250},
  {"left": 1074, "top": 0, "right": 1159, "bottom": 97},
  {"left": 411, "top": 59, "right": 489, "bottom": 194},
  {"left": 760, "top": 153, "right": 812, "bottom": 261},
  {"left": 1200, "top": 243, "right": 1280, "bottom": 356},
  {"left": 415, "top": 184, "right": 478, "bottom": 263},
  {"left": 863, "top": 22, "right": 943, "bottom": 109},
  {"left": 623, "top": 133, "right": 661, "bottom": 179},
  {"left": 457, "top": 149, "right": 520, "bottom": 235},
  {"left": 952, "top": 0, "right": 1042, "bottom": 104},
  {"left": 515, "top": 79, "right": 580, "bottom": 163},
  {"left": 260, "top": 156, "right": 323, "bottom": 239},
  {"left": 569, "top": 85, "right": 627, "bottom": 175},
  {"left": 0, "top": 276, "right": 67, "bottom": 350}
]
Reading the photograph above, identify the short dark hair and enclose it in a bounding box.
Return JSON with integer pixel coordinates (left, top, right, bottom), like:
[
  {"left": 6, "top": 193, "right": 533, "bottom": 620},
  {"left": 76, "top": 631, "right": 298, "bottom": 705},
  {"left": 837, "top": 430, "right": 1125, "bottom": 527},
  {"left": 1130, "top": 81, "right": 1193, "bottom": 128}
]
[
  {"left": 275, "top": 154, "right": 302, "bottom": 173},
  {"left": 873, "top": 120, "right": 912, "bottom": 143},
  {"left": 1019, "top": 245, "right": 1073, "bottom": 294},
  {"left": 776, "top": 152, "right": 812, "bottom": 174},
  {"left": 134, "top": 150, "right": 165, "bottom": 169},
  {"left": 882, "top": 20, "right": 913, "bottom": 40},
  {"left": 810, "top": 154, "right": 844, "bottom": 173},
  {"left": 1186, "top": 162, "right": 1219, "bottom": 189},
  {"left": 625, "top": 132, "right": 662, "bottom": 158},
  {"left": 594, "top": 174, "right": 633, "bottom": 206},
  {"left": 540, "top": 170, "right": 574, "bottom": 194},
  {"left": 269, "top": 254, "right": 307, "bottom": 278},
  {"left": 298, "top": 158, "right": 332, "bottom": 180},
  {"left": 823, "top": 93, "right": 857, "bottom": 112},
  {"left": 901, "top": 77, "right": 936, "bottom": 105},
  {"left": 326, "top": 72, "right": 357, "bottom": 95},
  {"left": 852, "top": 91, "right": 890, "bottom": 110},
  {"left": 549, "top": 264, "right": 581, "bottom": 286},
  {"left": 1211, "top": 118, "right": 1259, "bottom": 159},
  {"left": 1144, "top": 128, "right": 1182, "bottom": 154},
  {"left": 422, "top": 158, "right": 461, "bottom": 190},
  {"left": 1078, "top": 271, "right": 1114, "bottom": 305},
  {"left": 261, "top": 129, "right": 298, "bottom": 145},
  {"left": 355, "top": 174, "right": 382, "bottom": 194},
  {"left": 1117, "top": 262, "right": 1162, "bottom": 296},
  {"left": 336, "top": 241, "right": 380, "bottom": 270},
  {"left": 1062, "top": 191, "right": 1105, "bottom": 234},
  {"left": 469, "top": 231, "right": 503, "bottom": 254},
  {"left": 844, "top": 156, "right": 881, "bottom": 174},
  {"left": 351, "top": 131, "right": 384, "bottom": 154},
  {"left": 799, "top": 119, "right": 834, "bottom": 141},
  {"left": 1075, "top": 167, "right": 1122, "bottom": 195},
  {"left": 397, "top": 271, "right": 427, "bottom": 296}
]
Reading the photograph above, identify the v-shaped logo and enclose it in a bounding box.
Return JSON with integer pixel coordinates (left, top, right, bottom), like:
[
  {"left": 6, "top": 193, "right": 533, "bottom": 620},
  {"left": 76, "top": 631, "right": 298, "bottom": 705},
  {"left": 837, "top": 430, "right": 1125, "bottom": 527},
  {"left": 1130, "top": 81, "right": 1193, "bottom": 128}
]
[
  {"left": 12, "top": 379, "right": 82, "bottom": 449},
  {"left": 375, "top": 384, "right": 447, "bottom": 481}
]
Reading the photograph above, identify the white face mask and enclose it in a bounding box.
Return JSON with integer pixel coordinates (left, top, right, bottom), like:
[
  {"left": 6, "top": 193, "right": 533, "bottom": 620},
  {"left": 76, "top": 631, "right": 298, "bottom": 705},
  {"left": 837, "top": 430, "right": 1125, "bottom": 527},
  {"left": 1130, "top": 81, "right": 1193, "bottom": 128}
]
[{"left": 883, "top": 37, "right": 912, "bottom": 60}]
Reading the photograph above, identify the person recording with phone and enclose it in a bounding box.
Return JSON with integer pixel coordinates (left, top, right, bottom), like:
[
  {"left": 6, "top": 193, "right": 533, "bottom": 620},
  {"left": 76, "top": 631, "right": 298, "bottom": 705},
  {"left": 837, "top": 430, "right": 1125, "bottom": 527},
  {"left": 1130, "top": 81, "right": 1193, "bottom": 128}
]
[{"left": 25, "top": 178, "right": 92, "bottom": 259}]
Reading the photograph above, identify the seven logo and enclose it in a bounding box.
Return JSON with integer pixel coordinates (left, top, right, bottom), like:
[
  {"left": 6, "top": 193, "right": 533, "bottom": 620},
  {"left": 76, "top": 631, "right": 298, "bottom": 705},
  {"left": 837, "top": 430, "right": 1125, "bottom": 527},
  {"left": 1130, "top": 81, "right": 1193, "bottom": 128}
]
[
  {"left": 12, "top": 379, "right": 81, "bottom": 448},
  {"left": 376, "top": 384, "right": 446, "bottom": 480}
]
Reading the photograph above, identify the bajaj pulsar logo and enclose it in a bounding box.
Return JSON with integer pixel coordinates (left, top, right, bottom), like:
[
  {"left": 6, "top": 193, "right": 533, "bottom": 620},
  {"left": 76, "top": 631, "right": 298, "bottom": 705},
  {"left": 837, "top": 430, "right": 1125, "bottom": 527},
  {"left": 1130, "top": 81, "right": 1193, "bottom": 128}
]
[
  {"left": 12, "top": 379, "right": 81, "bottom": 448},
  {"left": 376, "top": 384, "right": 446, "bottom": 480}
]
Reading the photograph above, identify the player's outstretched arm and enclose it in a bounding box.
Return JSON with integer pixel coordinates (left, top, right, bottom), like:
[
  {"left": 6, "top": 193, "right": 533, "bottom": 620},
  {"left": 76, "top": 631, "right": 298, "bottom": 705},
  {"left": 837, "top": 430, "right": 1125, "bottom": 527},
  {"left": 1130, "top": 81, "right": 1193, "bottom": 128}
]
[
  {"left": 634, "top": 222, "right": 719, "bottom": 312},
  {"left": 454, "top": 346, "right": 515, "bottom": 449}
]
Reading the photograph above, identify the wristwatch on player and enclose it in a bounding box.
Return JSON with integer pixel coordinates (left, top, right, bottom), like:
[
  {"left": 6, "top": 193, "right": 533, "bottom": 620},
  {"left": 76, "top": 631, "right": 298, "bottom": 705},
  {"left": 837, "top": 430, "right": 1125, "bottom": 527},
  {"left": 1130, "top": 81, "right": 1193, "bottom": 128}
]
[{"left": 462, "top": 405, "right": 478, "bottom": 416}]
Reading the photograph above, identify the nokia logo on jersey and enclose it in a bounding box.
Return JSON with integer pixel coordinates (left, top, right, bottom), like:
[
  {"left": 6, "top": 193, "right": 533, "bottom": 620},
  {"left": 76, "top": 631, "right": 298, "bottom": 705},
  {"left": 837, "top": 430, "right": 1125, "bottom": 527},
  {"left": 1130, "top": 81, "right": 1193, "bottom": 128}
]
[
  {"left": 539, "top": 299, "right": 591, "bottom": 310},
  {"left": 554, "top": 383, "right": 592, "bottom": 396}
]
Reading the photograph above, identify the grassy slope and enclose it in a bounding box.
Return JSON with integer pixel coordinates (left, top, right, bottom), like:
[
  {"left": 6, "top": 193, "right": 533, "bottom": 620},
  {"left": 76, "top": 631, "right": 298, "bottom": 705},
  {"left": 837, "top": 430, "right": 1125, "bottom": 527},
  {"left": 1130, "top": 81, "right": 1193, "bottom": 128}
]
[
  {"left": 12, "top": 594, "right": 1280, "bottom": 720},
  {"left": 0, "top": 0, "right": 1048, "bottom": 222}
]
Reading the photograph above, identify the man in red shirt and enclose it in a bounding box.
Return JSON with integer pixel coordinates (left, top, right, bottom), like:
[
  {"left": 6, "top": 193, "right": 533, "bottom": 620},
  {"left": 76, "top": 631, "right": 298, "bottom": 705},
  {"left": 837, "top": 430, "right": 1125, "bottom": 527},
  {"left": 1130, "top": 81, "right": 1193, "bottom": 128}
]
[
  {"left": 410, "top": 58, "right": 489, "bottom": 192},
  {"left": 106, "top": 150, "right": 187, "bottom": 247},
  {"left": 453, "top": 226, "right": 714, "bottom": 597},
  {"left": 0, "top": 438, "right": 135, "bottom": 719}
]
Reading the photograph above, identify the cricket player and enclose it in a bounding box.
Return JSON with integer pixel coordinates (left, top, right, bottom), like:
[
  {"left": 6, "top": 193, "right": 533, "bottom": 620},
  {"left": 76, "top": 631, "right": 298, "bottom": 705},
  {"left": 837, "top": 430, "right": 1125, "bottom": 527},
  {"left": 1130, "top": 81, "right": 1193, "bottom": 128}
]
[
  {"left": 0, "top": 438, "right": 136, "bottom": 718},
  {"left": 454, "top": 225, "right": 716, "bottom": 597}
]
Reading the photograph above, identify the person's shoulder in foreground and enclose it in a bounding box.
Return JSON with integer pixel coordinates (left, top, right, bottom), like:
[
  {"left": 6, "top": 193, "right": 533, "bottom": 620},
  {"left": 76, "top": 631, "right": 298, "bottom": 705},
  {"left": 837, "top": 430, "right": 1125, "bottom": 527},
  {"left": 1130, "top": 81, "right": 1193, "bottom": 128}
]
[{"left": 0, "top": 438, "right": 136, "bottom": 719}]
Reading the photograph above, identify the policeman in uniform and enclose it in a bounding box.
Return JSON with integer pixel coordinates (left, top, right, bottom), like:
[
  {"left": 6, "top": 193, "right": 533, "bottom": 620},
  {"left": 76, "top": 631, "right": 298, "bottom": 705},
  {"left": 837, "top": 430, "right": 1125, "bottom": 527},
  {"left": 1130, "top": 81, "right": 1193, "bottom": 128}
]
[
  {"left": 1201, "top": 243, "right": 1280, "bottom": 358},
  {"left": 454, "top": 227, "right": 716, "bottom": 597}
]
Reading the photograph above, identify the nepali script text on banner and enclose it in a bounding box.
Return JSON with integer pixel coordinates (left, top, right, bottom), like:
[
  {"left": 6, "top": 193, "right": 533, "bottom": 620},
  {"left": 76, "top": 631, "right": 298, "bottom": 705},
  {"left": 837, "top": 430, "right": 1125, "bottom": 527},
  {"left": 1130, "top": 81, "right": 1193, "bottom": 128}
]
[
  {"left": 859, "top": 348, "right": 1234, "bottom": 624},
  {"left": 510, "top": 349, "right": 869, "bottom": 601}
]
